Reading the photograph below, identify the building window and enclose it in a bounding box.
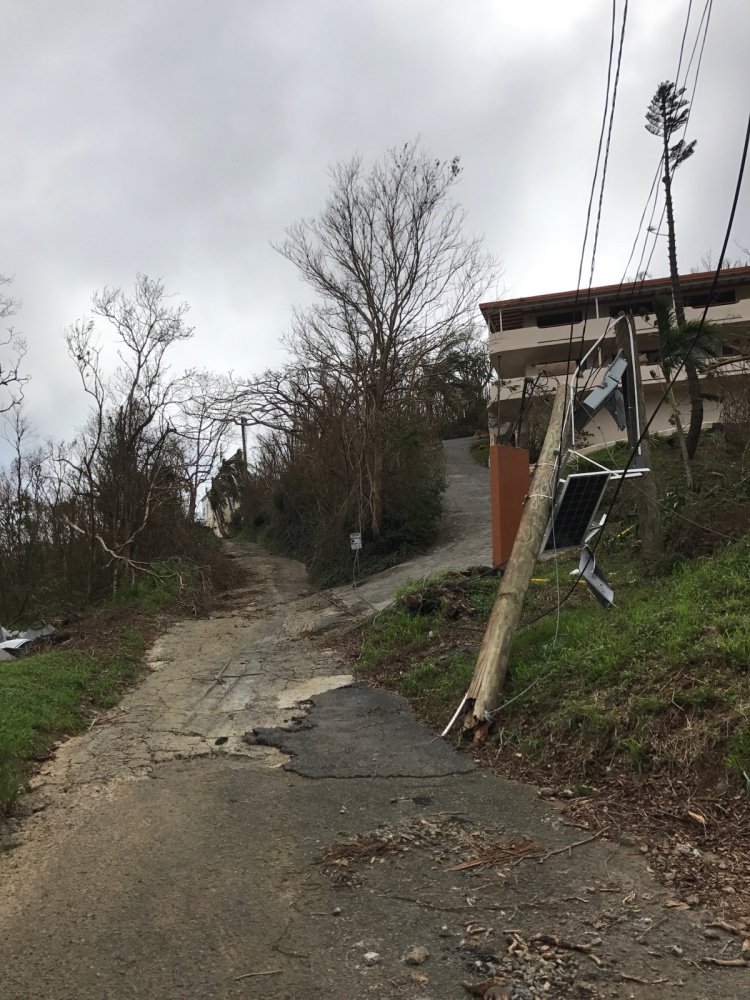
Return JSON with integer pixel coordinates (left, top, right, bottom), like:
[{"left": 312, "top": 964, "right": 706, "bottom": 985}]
[
  {"left": 607, "top": 300, "right": 655, "bottom": 317},
  {"left": 535, "top": 309, "right": 583, "bottom": 328},
  {"left": 500, "top": 308, "right": 524, "bottom": 331},
  {"left": 686, "top": 288, "right": 737, "bottom": 308}
]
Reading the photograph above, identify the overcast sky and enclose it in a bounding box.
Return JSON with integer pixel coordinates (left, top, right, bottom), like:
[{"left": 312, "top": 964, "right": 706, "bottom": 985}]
[{"left": 2, "top": 0, "right": 748, "bottom": 446}]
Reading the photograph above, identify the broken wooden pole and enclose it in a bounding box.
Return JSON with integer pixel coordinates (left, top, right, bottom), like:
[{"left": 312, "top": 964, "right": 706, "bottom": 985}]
[{"left": 463, "top": 380, "right": 569, "bottom": 736}]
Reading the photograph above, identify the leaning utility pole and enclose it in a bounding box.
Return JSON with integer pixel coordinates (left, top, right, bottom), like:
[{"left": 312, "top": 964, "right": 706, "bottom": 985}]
[{"left": 462, "top": 381, "right": 568, "bottom": 736}]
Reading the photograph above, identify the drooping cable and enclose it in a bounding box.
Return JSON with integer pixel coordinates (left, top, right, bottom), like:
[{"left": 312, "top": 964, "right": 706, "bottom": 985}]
[{"left": 525, "top": 109, "right": 750, "bottom": 630}]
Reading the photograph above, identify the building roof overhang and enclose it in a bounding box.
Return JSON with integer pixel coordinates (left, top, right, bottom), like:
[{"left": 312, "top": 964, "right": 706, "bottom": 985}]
[{"left": 479, "top": 266, "right": 750, "bottom": 320}]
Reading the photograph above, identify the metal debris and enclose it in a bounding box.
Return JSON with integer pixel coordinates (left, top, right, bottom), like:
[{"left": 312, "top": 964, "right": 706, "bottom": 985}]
[{"left": 0, "top": 624, "right": 55, "bottom": 659}]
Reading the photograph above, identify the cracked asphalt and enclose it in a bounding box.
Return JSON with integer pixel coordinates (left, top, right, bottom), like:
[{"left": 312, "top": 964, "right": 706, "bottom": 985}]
[{"left": 0, "top": 440, "right": 745, "bottom": 998}]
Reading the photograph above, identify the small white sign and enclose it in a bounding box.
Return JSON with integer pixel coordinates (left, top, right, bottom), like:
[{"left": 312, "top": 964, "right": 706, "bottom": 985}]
[{"left": 349, "top": 531, "right": 362, "bottom": 551}]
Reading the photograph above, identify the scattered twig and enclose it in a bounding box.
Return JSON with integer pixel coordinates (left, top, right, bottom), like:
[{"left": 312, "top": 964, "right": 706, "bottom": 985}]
[
  {"left": 700, "top": 956, "right": 748, "bottom": 968},
  {"left": 621, "top": 973, "right": 668, "bottom": 984},
  {"left": 706, "top": 920, "right": 743, "bottom": 936},
  {"left": 235, "top": 969, "right": 283, "bottom": 980},
  {"left": 446, "top": 838, "right": 541, "bottom": 872},
  {"left": 273, "top": 946, "right": 309, "bottom": 959},
  {"left": 537, "top": 831, "right": 602, "bottom": 863},
  {"left": 378, "top": 892, "right": 472, "bottom": 912},
  {"left": 636, "top": 915, "right": 667, "bottom": 943},
  {"left": 530, "top": 933, "right": 592, "bottom": 955}
]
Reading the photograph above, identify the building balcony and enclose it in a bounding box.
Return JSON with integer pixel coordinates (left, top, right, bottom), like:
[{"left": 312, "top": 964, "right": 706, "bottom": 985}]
[{"left": 487, "top": 301, "right": 750, "bottom": 379}]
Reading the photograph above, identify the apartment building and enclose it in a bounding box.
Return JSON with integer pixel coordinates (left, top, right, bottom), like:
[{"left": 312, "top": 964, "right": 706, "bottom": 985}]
[{"left": 480, "top": 267, "right": 750, "bottom": 449}]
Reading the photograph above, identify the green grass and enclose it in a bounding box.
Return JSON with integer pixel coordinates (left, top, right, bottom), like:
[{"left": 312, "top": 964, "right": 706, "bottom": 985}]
[
  {"left": 469, "top": 439, "right": 490, "bottom": 468},
  {"left": 0, "top": 630, "right": 147, "bottom": 812},
  {"left": 356, "top": 536, "right": 750, "bottom": 784},
  {"left": 113, "top": 559, "right": 199, "bottom": 612}
]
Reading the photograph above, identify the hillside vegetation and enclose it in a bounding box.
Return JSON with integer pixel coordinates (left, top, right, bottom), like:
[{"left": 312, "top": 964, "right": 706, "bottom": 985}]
[{"left": 353, "top": 430, "right": 750, "bottom": 790}]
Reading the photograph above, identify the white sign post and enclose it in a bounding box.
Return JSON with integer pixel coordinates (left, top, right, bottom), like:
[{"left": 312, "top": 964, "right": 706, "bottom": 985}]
[{"left": 349, "top": 531, "right": 362, "bottom": 551}]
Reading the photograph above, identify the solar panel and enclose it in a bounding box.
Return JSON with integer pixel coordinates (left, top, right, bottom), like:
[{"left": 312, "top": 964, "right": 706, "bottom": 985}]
[{"left": 541, "top": 470, "right": 611, "bottom": 552}]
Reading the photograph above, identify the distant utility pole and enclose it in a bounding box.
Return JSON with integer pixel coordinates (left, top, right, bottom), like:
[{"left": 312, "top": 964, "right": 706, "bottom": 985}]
[
  {"left": 462, "top": 381, "right": 568, "bottom": 736},
  {"left": 233, "top": 416, "right": 249, "bottom": 479},
  {"left": 614, "top": 314, "right": 663, "bottom": 562}
]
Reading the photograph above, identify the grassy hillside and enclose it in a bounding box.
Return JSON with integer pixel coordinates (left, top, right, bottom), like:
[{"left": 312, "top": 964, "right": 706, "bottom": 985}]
[{"left": 353, "top": 430, "right": 750, "bottom": 789}]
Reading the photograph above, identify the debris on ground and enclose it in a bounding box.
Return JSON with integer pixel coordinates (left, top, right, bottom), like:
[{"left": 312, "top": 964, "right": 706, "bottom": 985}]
[
  {"left": 320, "top": 815, "right": 542, "bottom": 885},
  {"left": 461, "top": 928, "right": 588, "bottom": 999},
  {"left": 0, "top": 625, "right": 55, "bottom": 659},
  {"left": 403, "top": 945, "right": 430, "bottom": 965}
]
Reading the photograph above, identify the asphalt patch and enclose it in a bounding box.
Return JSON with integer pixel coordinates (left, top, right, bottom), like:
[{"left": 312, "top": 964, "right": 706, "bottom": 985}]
[{"left": 244, "top": 684, "right": 474, "bottom": 778}]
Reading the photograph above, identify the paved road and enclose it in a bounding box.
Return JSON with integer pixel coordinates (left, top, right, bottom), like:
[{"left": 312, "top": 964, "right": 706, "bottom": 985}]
[
  {"left": 0, "top": 443, "right": 744, "bottom": 999},
  {"left": 331, "top": 436, "right": 492, "bottom": 612}
]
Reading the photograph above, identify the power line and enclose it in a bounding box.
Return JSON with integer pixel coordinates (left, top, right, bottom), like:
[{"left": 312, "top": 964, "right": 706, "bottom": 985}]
[
  {"left": 571, "top": 0, "right": 706, "bottom": 405},
  {"left": 596, "top": 109, "right": 750, "bottom": 542},
  {"left": 557, "top": 1, "right": 629, "bottom": 465},
  {"left": 612, "top": 0, "right": 712, "bottom": 315},
  {"left": 675, "top": 0, "right": 694, "bottom": 83},
  {"left": 563, "top": 0, "right": 619, "bottom": 361},
  {"left": 633, "top": 0, "right": 713, "bottom": 298},
  {"left": 527, "top": 108, "right": 750, "bottom": 630}
]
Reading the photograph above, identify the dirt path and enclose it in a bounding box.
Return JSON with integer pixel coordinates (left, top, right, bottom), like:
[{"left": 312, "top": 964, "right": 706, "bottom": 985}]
[{"left": 1, "top": 442, "right": 746, "bottom": 999}]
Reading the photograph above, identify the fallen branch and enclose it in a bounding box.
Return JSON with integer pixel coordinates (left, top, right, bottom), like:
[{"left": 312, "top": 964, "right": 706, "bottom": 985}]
[
  {"left": 537, "top": 831, "right": 602, "bottom": 863},
  {"left": 621, "top": 973, "right": 668, "bottom": 985},
  {"left": 700, "top": 957, "right": 747, "bottom": 968}
]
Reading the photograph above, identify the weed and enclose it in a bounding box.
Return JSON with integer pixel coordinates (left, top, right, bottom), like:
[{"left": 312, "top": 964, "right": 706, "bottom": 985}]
[
  {"left": 619, "top": 736, "right": 648, "bottom": 773},
  {"left": 726, "top": 726, "right": 750, "bottom": 786},
  {"left": 470, "top": 440, "right": 490, "bottom": 468},
  {"left": 114, "top": 559, "right": 197, "bottom": 611}
]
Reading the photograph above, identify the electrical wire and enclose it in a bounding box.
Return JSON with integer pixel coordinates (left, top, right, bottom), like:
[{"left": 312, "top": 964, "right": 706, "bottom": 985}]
[
  {"left": 633, "top": 0, "right": 713, "bottom": 299},
  {"left": 591, "top": 426, "right": 735, "bottom": 540},
  {"left": 573, "top": 0, "right": 715, "bottom": 406},
  {"left": 557, "top": 0, "right": 620, "bottom": 388},
  {"left": 595, "top": 109, "right": 750, "bottom": 548},
  {"left": 609, "top": 0, "right": 712, "bottom": 319},
  {"left": 674, "top": 0, "right": 694, "bottom": 83},
  {"left": 524, "top": 108, "right": 750, "bottom": 631},
  {"left": 555, "top": 0, "right": 629, "bottom": 512}
]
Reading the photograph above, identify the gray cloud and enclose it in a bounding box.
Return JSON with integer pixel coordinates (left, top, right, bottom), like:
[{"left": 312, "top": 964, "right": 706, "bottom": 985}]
[{"left": 2, "top": 0, "right": 747, "bottom": 446}]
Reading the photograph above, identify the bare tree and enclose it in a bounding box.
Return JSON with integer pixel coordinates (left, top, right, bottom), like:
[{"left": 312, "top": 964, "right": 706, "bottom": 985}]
[
  {"left": 173, "top": 370, "right": 233, "bottom": 522},
  {"left": 0, "top": 275, "right": 28, "bottom": 412},
  {"left": 64, "top": 275, "right": 194, "bottom": 594},
  {"left": 275, "top": 141, "right": 498, "bottom": 536}
]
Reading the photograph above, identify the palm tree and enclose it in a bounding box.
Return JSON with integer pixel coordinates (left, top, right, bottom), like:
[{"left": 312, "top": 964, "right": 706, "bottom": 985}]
[
  {"left": 645, "top": 81, "right": 706, "bottom": 457},
  {"left": 653, "top": 295, "right": 720, "bottom": 488}
]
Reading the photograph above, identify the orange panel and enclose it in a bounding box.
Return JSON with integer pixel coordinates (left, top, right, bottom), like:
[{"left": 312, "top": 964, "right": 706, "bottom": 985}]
[{"left": 490, "top": 445, "right": 530, "bottom": 567}]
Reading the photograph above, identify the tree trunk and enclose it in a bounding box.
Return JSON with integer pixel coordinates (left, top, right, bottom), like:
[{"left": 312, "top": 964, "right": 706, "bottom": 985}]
[
  {"left": 370, "top": 437, "right": 383, "bottom": 538},
  {"left": 683, "top": 360, "right": 703, "bottom": 459},
  {"left": 661, "top": 104, "right": 703, "bottom": 457},
  {"left": 667, "top": 386, "right": 694, "bottom": 490},
  {"left": 662, "top": 124, "right": 686, "bottom": 328}
]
